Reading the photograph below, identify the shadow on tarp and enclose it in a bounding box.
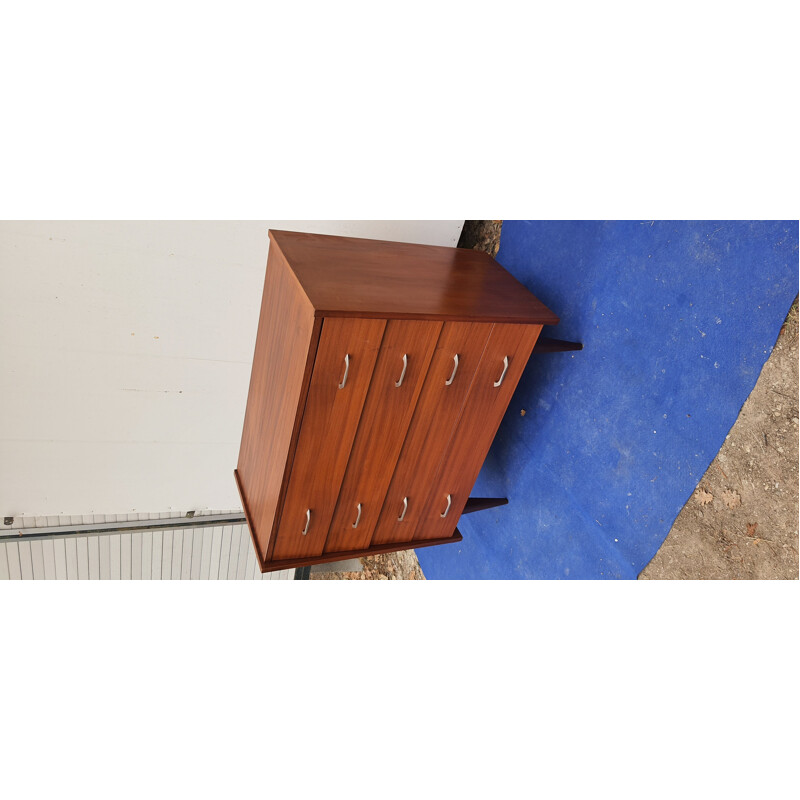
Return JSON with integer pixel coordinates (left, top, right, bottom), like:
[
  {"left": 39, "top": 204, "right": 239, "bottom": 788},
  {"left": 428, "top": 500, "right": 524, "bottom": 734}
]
[{"left": 416, "top": 220, "right": 799, "bottom": 579}]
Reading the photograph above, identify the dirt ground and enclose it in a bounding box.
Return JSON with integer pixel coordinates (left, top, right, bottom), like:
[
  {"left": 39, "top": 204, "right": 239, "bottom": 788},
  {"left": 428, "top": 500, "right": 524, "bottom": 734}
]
[
  {"left": 311, "top": 222, "right": 799, "bottom": 581},
  {"left": 641, "top": 300, "right": 798, "bottom": 579}
]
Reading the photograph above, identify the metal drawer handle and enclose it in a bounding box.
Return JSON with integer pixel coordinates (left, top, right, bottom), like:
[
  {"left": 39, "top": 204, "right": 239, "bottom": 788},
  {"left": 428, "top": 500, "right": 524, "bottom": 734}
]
[
  {"left": 445, "top": 354, "right": 459, "bottom": 386},
  {"left": 338, "top": 354, "right": 350, "bottom": 389},
  {"left": 440, "top": 493, "right": 452, "bottom": 518},
  {"left": 398, "top": 496, "right": 408, "bottom": 521},
  {"left": 352, "top": 502, "right": 362, "bottom": 528},
  {"left": 494, "top": 355, "right": 509, "bottom": 387},
  {"left": 395, "top": 353, "right": 408, "bottom": 387},
  {"left": 302, "top": 509, "right": 311, "bottom": 535}
]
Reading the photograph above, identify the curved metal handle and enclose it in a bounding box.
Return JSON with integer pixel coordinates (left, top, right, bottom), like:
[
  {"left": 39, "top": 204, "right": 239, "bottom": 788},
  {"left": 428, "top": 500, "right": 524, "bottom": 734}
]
[
  {"left": 494, "top": 355, "right": 509, "bottom": 387},
  {"left": 398, "top": 496, "right": 408, "bottom": 522},
  {"left": 445, "top": 354, "right": 459, "bottom": 386},
  {"left": 395, "top": 353, "right": 408, "bottom": 388},
  {"left": 338, "top": 354, "right": 350, "bottom": 389},
  {"left": 301, "top": 509, "right": 311, "bottom": 535},
  {"left": 352, "top": 502, "right": 362, "bottom": 528},
  {"left": 440, "top": 494, "right": 452, "bottom": 518}
]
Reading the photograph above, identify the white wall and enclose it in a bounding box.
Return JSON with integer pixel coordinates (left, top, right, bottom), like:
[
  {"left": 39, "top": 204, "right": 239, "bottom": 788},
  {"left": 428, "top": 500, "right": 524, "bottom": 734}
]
[{"left": 0, "top": 221, "right": 464, "bottom": 518}]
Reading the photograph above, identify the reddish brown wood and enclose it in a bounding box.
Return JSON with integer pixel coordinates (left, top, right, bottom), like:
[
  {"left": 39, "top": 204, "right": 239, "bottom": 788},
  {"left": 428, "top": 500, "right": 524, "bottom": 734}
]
[
  {"left": 237, "top": 232, "right": 560, "bottom": 573},
  {"left": 236, "top": 245, "right": 317, "bottom": 560},
  {"left": 268, "top": 230, "right": 560, "bottom": 325},
  {"left": 259, "top": 530, "right": 463, "bottom": 573},
  {"left": 264, "top": 316, "right": 323, "bottom": 562},
  {"left": 234, "top": 468, "right": 266, "bottom": 572},
  {"left": 413, "top": 323, "right": 542, "bottom": 542},
  {"left": 270, "top": 317, "right": 386, "bottom": 561},
  {"left": 370, "top": 322, "right": 493, "bottom": 546},
  {"left": 324, "top": 320, "right": 442, "bottom": 553}
]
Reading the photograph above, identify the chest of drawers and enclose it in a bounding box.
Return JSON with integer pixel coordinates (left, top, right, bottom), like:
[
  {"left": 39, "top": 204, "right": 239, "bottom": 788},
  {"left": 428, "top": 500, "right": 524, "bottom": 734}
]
[{"left": 234, "top": 230, "right": 558, "bottom": 573}]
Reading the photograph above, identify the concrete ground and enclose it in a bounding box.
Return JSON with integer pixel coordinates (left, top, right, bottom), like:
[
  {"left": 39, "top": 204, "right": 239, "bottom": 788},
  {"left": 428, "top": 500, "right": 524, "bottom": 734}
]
[{"left": 312, "top": 224, "right": 798, "bottom": 581}]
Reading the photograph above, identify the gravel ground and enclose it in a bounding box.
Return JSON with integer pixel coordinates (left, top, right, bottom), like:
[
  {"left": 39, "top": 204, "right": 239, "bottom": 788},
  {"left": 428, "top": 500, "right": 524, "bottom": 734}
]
[
  {"left": 308, "top": 550, "right": 425, "bottom": 580},
  {"left": 313, "top": 222, "right": 798, "bottom": 580}
]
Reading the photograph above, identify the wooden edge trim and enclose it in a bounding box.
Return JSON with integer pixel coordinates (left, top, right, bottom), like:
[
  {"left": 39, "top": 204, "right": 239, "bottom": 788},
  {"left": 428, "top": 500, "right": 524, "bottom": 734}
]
[
  {"left": 255, "top": 530, "right": 463, "bottom": 574},
  {"left": 233, "top": 468, "right": 267, "bottom": 573}
]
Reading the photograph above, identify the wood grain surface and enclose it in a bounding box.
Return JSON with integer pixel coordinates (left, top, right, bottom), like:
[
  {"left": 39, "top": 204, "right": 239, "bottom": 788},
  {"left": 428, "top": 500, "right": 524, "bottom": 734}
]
[
  {"left": 236, "top": 245, "right": 317, "bottom": 560},
  {"left": 370, "top": 322, "right": 493, "bottom": 546},
  {"left": 238, "top": 232, "right": 558, "bottom": 572},
  {"left": 324, "top": 320, "right": 442, "bottom": 553},
  {"left": 413, "top": 323, "right": 542, "bottom": 542},
  {"left": 269, "top": 230, "right": 560, "bottom": 324},
  {"left": 270, "top": 317, "right": 386, "bottom": 561}
]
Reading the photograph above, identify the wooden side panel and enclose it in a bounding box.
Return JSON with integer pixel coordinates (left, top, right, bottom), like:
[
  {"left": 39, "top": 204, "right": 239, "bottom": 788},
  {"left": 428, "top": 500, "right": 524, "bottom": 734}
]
[
  {"left": 370, "top": 322, "right": 493, "bottom": 546},
  {"left": 236, "top": 246, "right": 317, "bottom": 561},
  {"left": 270, "top": 317, "right": 386, "bottom": 561},
  {"left": 413, "top": 323, "right": 542, "bottom": 541},
  {"left": 324, "top": 319, "right": 442, "bottom": 553}
]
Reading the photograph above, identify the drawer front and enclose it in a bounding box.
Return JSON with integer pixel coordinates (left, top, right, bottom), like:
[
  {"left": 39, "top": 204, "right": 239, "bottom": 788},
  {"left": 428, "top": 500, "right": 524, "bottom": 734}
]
[
  {"left": 413, "top": 322, "right": 542, "bottom": 542},
  {"left": 324, "top": 320, "right": 442, "bottom": 553},
  {"left": 270, "top": 317, "right": 386, "bottom": 561},
  {"left": 370, "top": 321, "right": 493, "bottom": 546}
]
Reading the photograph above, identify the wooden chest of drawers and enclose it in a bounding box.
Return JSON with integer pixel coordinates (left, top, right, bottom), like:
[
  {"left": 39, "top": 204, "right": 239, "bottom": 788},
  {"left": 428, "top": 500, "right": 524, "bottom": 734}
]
[{"left": 234, "top": 230, "right": 558, "bottom": 573}]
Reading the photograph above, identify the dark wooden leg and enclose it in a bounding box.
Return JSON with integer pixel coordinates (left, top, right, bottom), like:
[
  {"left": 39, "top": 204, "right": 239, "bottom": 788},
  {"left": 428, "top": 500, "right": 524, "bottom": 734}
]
[
  {"left": 462, "top": 497, "right": 509, "bottom": 515},
  {"left": 532, "top": 336, "right": 583, "bottom": 353}
]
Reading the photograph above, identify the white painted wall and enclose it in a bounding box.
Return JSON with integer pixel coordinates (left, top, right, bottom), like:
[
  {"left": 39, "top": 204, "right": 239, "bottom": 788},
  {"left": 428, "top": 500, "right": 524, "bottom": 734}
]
[{"left": 0, "top": 221, "right": 464, "bottom": 518}]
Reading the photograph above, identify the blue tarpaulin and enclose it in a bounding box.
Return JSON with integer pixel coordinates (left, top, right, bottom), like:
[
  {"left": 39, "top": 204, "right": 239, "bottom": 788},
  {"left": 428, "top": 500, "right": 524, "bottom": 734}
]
[{"left": 416, "top": 220, "right": 798, "bottom": 579}]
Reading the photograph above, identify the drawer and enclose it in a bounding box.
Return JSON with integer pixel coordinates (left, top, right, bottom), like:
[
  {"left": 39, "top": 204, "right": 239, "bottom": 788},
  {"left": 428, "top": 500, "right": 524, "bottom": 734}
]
[
  {"left": 370, "top": 321, "right": 493, "bottom": 546},
  {"left": 324, "top": 320, "right": 442, "bottom": 553},
  {"left": 413, "top": 322, "right": 542, "bottom": 542},
  {"left": 270, "top": 317, "right": 386, "bottom": 560}
]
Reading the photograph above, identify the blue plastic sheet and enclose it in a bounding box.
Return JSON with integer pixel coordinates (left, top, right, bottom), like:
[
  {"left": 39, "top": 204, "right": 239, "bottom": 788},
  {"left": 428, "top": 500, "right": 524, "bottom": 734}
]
[{"left": 416, "top": 221, "right": 798, "bottom": 579}]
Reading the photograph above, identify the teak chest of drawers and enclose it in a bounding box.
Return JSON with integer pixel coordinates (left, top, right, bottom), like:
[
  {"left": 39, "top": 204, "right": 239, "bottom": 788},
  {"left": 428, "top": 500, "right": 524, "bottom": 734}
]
[{"left": 234, "top": 230, "right": 558, "bottom": 573}]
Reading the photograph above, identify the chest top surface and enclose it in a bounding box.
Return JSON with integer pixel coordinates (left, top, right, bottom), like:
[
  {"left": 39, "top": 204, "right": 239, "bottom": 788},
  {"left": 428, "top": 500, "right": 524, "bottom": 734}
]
[{"left": 268, "top": 229, "right": 559, "bottom": 325}]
